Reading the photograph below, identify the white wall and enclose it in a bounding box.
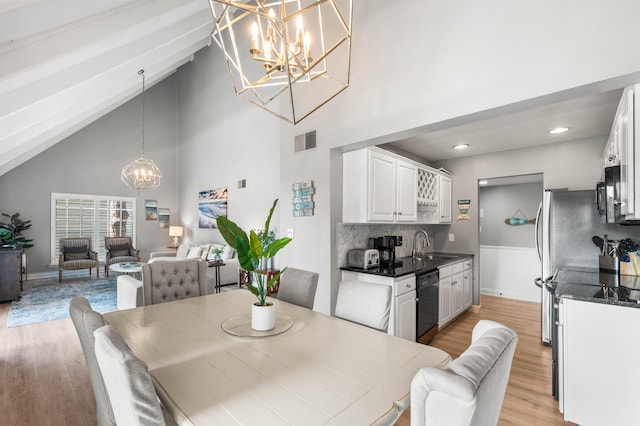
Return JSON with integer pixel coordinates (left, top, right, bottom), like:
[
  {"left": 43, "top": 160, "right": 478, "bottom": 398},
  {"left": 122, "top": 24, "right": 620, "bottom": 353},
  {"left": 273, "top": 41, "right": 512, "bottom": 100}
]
[
  {"left": 176, "top": 42, "right": 282, "bottom": 247},
  {"left": 480, "top": 246, "right": 540, "bottom": 302}
]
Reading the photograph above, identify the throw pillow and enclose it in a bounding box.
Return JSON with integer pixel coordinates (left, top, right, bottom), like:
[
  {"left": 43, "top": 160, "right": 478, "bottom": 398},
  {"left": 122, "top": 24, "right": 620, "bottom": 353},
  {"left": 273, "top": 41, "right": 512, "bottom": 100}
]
[
  {"left": 175, "top": 243, "right": 191, "bottom": 260},
  {"left": 64, "top": 244, "right": 89, "bottom": 261},
  {"left": 186, "top": 246, "right": 202, "bottom": 259},
  {"left": 109, "top": 243, "right": 130, "bottom": 257},
  {"left": 199, "top": 244, "right": 211, "bottom": 261}
]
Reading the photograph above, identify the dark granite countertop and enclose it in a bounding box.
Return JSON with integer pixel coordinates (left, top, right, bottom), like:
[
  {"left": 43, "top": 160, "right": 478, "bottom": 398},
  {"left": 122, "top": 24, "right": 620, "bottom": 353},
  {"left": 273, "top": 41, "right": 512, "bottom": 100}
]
[
  {"left": 340, "top": 252, "right": 473, "bottom": 278},
  {"left": 552, "top": 267, "right": 640, "bottom": 308}
]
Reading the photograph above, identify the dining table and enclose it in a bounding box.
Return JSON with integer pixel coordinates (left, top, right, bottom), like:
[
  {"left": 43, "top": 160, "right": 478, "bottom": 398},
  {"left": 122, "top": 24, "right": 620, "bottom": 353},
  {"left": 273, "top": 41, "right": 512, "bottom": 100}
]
[{"left": 104, "top": 290, "right": 452, "bottom": 425}]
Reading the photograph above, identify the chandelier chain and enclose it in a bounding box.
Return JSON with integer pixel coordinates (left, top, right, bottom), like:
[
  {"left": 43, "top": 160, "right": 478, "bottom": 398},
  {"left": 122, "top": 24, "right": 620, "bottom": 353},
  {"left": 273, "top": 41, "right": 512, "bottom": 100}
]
[{"left": 139, "top": 69, "right": 145, "bottom": 156}]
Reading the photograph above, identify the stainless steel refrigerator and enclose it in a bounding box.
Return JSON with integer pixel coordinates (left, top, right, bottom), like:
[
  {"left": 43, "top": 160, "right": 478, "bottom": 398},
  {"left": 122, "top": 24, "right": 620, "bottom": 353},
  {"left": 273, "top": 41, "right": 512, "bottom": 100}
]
[{"left": 534, "top": 189, "right": 640, "bottom": 345}]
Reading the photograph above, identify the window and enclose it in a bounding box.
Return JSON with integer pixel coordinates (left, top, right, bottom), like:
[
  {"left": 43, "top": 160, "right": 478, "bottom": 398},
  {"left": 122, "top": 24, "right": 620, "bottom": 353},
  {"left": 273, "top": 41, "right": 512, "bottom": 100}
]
[{"left": 51, "top": 193, "right": 136, "bottom": 264}]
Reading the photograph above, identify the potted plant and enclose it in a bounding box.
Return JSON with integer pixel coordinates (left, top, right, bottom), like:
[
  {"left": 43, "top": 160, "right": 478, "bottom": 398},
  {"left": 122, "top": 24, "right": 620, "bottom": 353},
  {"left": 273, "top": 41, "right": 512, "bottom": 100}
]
[
  {"left": 216, "top": 199, "right": 291, "bottom": 330},
  {"left": 210, "top": 246, "right": 223, "bottom": 261},
  {"left": 0, "top": 212, "right": 34, "bottom": 250}
]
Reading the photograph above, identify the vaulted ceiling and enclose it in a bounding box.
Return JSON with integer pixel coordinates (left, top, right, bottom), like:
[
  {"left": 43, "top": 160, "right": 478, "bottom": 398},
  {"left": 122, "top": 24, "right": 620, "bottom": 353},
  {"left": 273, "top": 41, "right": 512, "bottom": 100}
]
[{"left": 0, "top": 0, "right": 213, "bottom": 177}]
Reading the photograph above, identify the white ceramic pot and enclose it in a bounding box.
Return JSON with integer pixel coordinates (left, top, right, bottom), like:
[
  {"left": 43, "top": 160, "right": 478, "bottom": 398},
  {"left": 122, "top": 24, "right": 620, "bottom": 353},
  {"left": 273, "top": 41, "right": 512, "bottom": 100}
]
[{"left": 251, "top": 302, "right": 276, "bottom": 331}]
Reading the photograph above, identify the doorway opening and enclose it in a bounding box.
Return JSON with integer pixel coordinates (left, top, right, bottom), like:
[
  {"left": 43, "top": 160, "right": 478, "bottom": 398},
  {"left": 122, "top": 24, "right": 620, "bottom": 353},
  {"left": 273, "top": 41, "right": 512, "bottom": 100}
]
[{"left": 478, "top": 173, "right": 543, "bottom": 304}]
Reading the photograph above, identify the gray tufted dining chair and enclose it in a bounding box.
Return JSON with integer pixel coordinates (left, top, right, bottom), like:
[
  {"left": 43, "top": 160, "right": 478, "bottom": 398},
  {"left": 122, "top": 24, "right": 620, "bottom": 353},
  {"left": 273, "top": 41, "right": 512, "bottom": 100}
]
[{"left": 141, "top": 259, "right": 208, "bottom": 305}]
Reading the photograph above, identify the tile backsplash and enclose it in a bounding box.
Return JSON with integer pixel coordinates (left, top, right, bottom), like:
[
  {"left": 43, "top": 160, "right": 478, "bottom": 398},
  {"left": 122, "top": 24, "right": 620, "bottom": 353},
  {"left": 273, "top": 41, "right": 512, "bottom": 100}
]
[{"left": 336, "top": 223, "right": 437, "bottom": 267}]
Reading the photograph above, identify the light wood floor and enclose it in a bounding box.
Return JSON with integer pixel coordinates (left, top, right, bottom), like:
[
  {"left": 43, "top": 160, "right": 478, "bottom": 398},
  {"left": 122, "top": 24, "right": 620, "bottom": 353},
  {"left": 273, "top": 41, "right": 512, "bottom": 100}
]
[
  {"left": 396, "top": 295, "right": 572, "bottom": 425},
  {"left": 0, "top": 294, "right": 571, "bottom": 425}
]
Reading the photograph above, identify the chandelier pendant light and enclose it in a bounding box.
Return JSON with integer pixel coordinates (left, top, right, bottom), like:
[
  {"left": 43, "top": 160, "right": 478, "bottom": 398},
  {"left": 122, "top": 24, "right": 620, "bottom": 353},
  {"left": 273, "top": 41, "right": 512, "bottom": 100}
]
[
  {"left": 121, "top": 69, "right": 162, "bottom": 191},
  {"left": 208, "top": 0, "right": 352, "bottom": 124}
]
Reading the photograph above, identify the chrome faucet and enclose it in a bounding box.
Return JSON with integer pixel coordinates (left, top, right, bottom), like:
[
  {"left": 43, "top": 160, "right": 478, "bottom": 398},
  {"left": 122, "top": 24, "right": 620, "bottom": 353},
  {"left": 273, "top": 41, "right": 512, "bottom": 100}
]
[{"left": 412, "top": 229, "right": 431, "bottom": 259}]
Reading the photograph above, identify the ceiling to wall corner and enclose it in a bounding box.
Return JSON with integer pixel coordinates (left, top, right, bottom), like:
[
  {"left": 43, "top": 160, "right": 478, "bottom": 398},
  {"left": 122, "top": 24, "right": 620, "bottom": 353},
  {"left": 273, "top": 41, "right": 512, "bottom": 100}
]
[{"left": 0, "top": 0, "right": 213, "bottom": 177}]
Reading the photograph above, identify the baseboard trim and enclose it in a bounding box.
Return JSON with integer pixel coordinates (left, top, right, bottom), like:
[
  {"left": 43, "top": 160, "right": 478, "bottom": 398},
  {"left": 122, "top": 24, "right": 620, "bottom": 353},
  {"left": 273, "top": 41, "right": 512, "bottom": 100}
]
[{"left": 468, "top": 304, "right": 482, "bottom": 314}]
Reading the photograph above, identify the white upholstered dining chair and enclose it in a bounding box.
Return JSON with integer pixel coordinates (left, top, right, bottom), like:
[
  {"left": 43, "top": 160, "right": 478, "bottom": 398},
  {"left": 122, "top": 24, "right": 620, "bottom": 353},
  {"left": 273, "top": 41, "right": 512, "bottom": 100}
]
[
  {"left": 141, "top": 259, "right": 207, "bottom": 305},
  {"left": 410, "top": 320, "right": 518, "bottom": 426},
  {"left": 69, "top": 297, "right": 115, "bottom": 426},
  {"left": 334, "top": 279, "right": 392, "bottom": 332},
  {"left": 276, "top": 267, "right": 319, "bottom": 309},
  {"left": 94, "top": 325, "right": 177, "bottom": 426}
]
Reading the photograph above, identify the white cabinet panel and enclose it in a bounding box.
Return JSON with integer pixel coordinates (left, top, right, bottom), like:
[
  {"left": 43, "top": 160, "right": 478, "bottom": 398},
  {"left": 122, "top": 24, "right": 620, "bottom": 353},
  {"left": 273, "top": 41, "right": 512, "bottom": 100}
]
[
  {"left": 368, "top": 151, "right": 396, "bottom": 221},
  {"left": 561, "top": 298, "right": 640, "bottom": 425},
  {"left": 438, "top": 275, "right": 453, "bottom": 328},
  {"left": 439, "top": 175, "right": 452, "bottom": 223},
  {"left": 395, "top": 160, "right": 417, "bottom": 221},
  {"left": 395, "top": 290, "right": 416, "bottom": 341}
]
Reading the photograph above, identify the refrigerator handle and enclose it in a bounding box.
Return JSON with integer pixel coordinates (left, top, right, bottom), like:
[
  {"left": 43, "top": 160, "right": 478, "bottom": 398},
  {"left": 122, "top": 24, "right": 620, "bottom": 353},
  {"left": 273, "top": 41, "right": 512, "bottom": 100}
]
[
  {"left": 534, "top": 200, "right": 543, "bottom": 263},
  {"left": 534, "top": 277, "right": 544, "bottom": 288}
]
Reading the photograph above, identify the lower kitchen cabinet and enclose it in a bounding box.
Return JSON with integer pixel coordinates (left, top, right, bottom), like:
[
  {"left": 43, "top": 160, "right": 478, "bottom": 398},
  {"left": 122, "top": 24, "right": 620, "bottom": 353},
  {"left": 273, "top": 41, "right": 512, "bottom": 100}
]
[
  {"left": 559, "top": 297, "right": 640, "bottom": 425},
  {"left": 439, "top": 257, "right": 473, "bottom": 329},
  {"left": 341, "top": 271, "right": 416, "bottom": 341}
]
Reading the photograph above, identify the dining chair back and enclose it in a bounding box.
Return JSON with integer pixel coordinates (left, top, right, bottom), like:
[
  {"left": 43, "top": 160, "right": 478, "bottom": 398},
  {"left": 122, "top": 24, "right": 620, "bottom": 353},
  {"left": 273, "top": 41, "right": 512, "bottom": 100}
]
[
  {"left": 142, "top": 259, "right": 207, "bottom": 305},
  {"left": 69, "top": 297, "right": 115, "bottom": 426},
  {"left": 276, "top": 267, "right": 319, "bottom": 309},
  {"left": 94, "top": 325, "right": 170, "bottom": 426},
  {"left": 411, "top": 320, "right": 518, "bottom": 426},
  {"left": 335, "top": 279, "right": 392, "bottom": 332}
]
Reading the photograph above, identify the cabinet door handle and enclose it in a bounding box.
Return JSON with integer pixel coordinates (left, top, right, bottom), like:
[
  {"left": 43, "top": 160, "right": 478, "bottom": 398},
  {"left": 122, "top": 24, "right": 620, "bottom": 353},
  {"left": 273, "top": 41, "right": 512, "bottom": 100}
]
[
  {"left": 452, "top": 280, "right": 457, "bottom": 285},
  {"left": 397, "top": 212, "right": 402, "bottom": 215}
]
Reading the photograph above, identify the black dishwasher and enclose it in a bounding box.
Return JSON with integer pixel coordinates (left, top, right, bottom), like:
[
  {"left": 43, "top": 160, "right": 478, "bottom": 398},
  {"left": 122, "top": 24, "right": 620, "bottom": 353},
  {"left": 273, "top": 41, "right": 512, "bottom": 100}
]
[{"left": 416, "top": 270, "right": 439, "bottom": 341}]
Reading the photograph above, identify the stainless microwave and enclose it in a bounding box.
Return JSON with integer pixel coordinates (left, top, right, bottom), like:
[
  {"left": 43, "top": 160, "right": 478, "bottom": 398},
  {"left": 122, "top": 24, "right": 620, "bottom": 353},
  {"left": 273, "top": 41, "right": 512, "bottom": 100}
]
[{"left": 597, "top": 165, "right": 640, "bottom": 225}]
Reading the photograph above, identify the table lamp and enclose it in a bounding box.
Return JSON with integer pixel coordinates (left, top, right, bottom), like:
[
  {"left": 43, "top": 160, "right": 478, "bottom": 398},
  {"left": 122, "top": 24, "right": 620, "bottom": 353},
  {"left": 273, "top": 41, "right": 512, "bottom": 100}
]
[{"left": 169, "top": 226, "right": 183, "bottom": 248}]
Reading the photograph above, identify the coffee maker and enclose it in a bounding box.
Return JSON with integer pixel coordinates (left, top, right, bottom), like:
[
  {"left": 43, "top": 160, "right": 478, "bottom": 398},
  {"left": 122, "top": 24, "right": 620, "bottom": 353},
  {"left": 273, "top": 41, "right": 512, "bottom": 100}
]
[{"left": 371, "top": 236, "right": 403, "bottom": 267}]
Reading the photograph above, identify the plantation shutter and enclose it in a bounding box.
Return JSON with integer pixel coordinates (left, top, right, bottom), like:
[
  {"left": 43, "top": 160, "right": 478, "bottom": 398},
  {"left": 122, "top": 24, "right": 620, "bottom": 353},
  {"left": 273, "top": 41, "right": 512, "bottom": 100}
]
[{"left": 51, "top": 193, "right": 136, "bottom": 264}]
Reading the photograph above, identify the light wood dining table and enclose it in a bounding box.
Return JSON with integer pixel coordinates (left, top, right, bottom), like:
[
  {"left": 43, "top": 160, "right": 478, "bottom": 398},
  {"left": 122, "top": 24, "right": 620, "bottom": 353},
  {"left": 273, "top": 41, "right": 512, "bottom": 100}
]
[{"left": 104, "top": 290, "right": 451, "bottom": 425}]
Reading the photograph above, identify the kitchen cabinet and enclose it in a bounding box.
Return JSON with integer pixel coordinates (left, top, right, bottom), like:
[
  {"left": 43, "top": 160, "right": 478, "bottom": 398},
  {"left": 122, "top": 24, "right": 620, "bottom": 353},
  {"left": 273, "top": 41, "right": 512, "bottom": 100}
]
[
  {"left": 604, "top": 84, "right": 640, "bottom": 219},
  {"left": 341, "top": 271, "right": 416, "bottom": 341},
  {"left": 559, "top": 297, "right": 640, "bottom": 425},
  {"left": 439, "top": 174, "right": 452, "bottom": 224},
  {"left": 343, "top": 148, "right": 417, "bottom": 222},
  {"left": 0, "top": 249, "right": 22, "bottom": 302},
  {"left": 439, "top": 258, "right": 472, "bottom": 329},
  {"left": 343, "top": 147, "right": 451, "bottom": 224}
]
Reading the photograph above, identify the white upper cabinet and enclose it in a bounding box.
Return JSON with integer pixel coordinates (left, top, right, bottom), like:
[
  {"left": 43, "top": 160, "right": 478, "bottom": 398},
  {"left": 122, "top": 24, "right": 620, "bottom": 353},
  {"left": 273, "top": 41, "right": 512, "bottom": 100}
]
[
  {"left": 343, "top": 147, "right": 451, "bottom": 224},
  {"left": 344, "top": 148, "right": 417, "bottom": 223},
  {"left": 439, "top": 174, "right": 452, "bottom": 224}
]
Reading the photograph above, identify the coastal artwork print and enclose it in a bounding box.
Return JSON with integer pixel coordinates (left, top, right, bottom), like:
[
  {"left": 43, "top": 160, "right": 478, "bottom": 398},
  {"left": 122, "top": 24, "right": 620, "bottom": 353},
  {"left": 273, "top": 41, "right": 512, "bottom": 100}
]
[
  {"left": 145, "top": 200, "right": 158, "bottom": 221},
  {"left": 198, "top": 187, "right": 228, "bottom": 228},
  {"left": 158, "top": 208, "right": 170, "bottom": 229}
]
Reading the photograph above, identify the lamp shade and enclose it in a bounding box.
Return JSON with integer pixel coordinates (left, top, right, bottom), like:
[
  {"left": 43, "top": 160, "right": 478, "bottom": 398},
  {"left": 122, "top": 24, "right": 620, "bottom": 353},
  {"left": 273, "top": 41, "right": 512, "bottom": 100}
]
[{"left": 169, "top": 226, "right": 183, "bottom": 237}]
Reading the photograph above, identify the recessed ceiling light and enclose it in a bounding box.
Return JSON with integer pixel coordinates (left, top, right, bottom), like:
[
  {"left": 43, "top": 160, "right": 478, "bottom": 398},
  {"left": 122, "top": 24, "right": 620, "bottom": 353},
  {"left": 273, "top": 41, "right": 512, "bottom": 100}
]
[
  {"left": 479, "top": 180, "right": 489, "bottom": 185},
  {"left": 548, "top": 127, "right": 570, "bottom": 134},
  {"left": 453, "top": 144, "right": 469, "bottom": 150}
]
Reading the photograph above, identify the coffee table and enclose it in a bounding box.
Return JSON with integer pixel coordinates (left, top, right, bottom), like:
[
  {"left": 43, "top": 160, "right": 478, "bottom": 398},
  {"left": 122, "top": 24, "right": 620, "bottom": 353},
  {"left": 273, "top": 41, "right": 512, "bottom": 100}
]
[{"left": 109, "top": 262, "right": 143, "bottom": 279}]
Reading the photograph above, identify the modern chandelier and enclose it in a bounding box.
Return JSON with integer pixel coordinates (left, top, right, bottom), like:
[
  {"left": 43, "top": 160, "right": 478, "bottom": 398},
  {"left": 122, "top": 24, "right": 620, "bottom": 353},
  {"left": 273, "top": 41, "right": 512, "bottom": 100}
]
[
  {"left": 121, "top": 69, "right": 162, "bottom": 191},
  {"left": 208, "top": 0, "right": 352, "bottom": 124}
]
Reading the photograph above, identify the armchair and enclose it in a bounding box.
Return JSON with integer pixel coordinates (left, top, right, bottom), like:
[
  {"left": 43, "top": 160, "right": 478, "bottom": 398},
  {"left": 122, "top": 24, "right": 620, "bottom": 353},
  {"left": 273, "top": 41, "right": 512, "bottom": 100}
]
[
  {"left": 104, "top": 237, "right": 140, "bottom": 276},
  {"left": 58, "top": 237, "right": 99, "bottom": 282}
]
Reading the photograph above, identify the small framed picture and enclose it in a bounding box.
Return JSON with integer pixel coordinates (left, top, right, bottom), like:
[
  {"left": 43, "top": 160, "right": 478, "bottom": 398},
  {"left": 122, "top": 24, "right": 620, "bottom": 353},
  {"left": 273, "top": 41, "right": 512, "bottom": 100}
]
[
  {"left": 158, "top": 208, "right": 170, "bottom": 229},
  {"left": 145, "top": 200, "right": 158, "bottom": 220}
]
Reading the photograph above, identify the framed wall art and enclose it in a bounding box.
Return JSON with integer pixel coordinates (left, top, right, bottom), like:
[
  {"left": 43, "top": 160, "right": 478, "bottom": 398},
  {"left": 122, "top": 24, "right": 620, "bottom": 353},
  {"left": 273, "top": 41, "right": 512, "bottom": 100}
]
[
  {"left": 158, "top": 208, "right": 170, "bottom": 229},
  {"left": 199, "top": 187, "right": 228, "bottom": 228},
  {"left": 145, "top": 200, "right": 158, "bottom": 220}
]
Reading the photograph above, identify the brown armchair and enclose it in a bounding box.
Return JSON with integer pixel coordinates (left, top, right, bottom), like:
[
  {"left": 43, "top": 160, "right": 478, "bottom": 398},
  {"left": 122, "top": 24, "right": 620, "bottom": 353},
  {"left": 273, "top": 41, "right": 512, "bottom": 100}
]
[
  {"left": 104, "top": 237, "right": 140, "bottom": 276},
  {"left": 59, "top": 237, "right": 99, "bottom": 282}
]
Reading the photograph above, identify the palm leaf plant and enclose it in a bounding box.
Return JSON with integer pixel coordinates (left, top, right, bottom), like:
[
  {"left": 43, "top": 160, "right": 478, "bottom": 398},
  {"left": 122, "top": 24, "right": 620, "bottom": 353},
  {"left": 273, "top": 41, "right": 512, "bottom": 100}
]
[{"left": 216, "top": 199, "right": 291, "bottom": 306}]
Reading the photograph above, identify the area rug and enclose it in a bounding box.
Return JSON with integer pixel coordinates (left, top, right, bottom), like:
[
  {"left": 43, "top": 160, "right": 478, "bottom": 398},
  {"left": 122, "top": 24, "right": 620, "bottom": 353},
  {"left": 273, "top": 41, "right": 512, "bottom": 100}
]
[{"left": 6, "top": 277, "right": 117, "bottom": 328}]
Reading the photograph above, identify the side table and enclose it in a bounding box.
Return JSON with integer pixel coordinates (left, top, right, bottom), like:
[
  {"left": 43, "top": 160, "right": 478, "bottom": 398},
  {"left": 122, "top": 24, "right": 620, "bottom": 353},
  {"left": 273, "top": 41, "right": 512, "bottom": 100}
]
[
  {"left": 238, "top": 268, "right": 280, "bottom": 295},
  {"left": 208, "top": 260, "right": 226, "bottom": 293}
]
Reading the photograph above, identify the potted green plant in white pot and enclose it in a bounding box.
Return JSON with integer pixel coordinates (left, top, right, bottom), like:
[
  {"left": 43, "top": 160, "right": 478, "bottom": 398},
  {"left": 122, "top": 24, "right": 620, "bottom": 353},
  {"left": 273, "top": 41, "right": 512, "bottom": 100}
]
[{"left": 216, "top": 199, "right": 291, "bottom": 330}]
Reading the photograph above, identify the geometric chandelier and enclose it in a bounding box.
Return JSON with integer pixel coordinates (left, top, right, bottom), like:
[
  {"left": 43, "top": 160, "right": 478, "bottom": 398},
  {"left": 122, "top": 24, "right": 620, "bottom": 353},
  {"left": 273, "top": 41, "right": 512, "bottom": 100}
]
[
  {"left": 208, "top": 0, "right": 352, "bottom": 125},
  {"left": 121, "top": 69, "right": 162, "bottom": 191}
]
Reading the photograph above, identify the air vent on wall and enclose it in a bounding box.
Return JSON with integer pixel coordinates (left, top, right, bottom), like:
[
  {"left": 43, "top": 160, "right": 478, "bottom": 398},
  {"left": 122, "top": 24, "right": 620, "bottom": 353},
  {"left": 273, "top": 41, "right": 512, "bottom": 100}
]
[{"left": 294, "top": 130, "right": 317, "bottom": 152}]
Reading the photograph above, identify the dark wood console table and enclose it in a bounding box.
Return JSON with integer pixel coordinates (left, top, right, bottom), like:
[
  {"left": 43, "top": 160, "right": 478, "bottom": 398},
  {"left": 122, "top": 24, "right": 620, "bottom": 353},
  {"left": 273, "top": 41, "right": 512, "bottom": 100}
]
[
  {"left": 238, "top": 268, "right": 280, "bottom": 295},
  {"left": 0, "top": 249, "right": 23, "bottom": 302}
]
